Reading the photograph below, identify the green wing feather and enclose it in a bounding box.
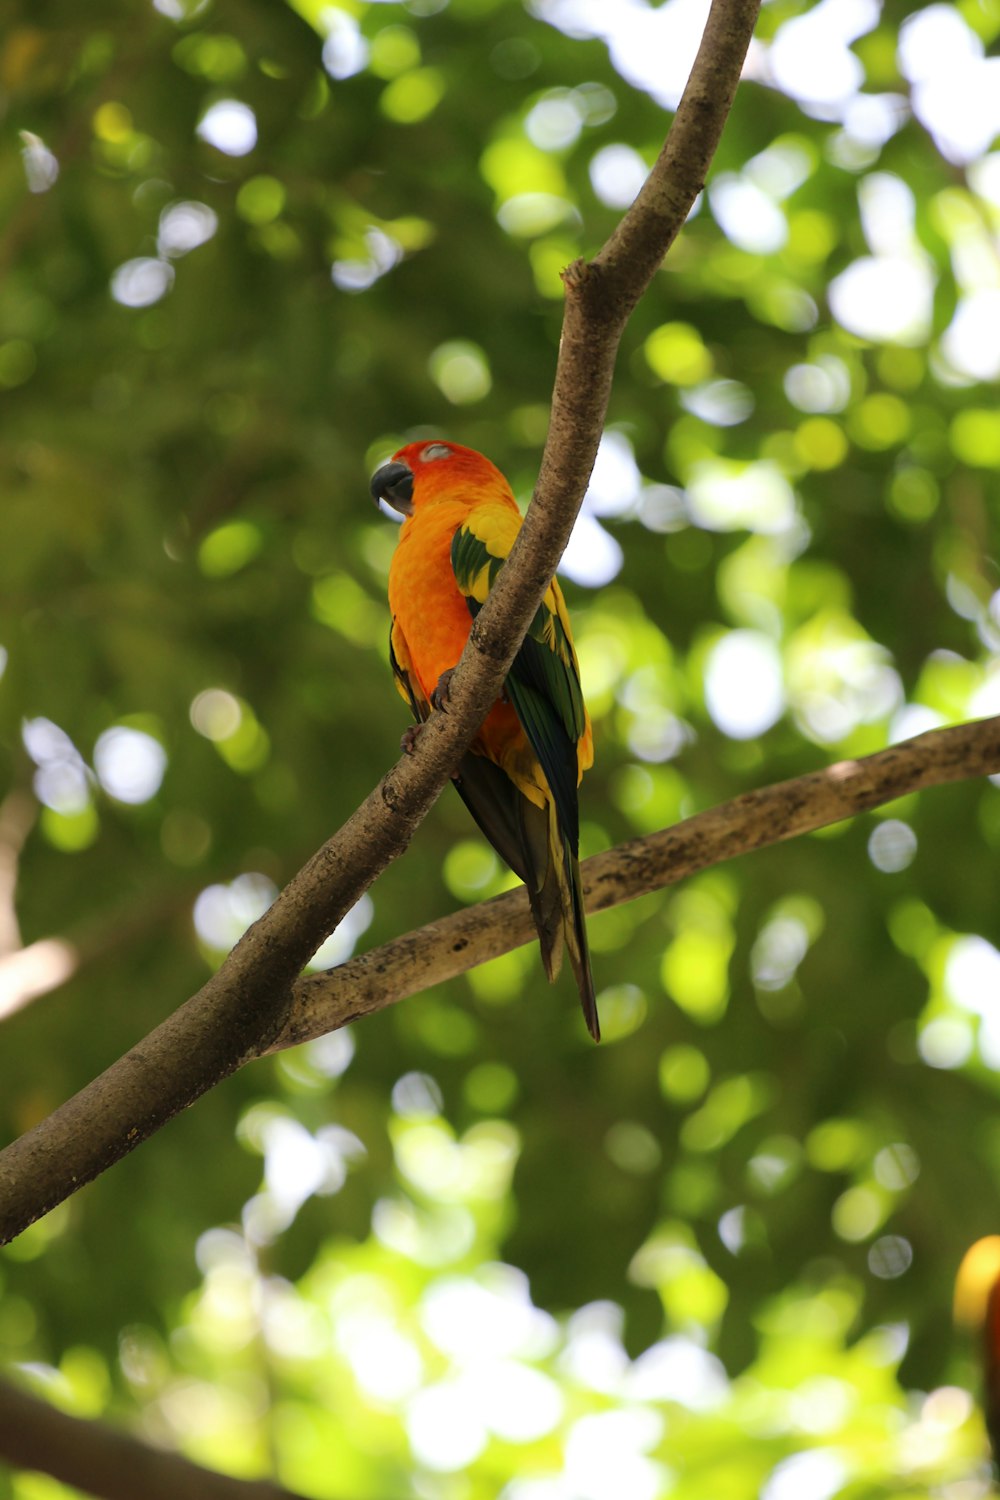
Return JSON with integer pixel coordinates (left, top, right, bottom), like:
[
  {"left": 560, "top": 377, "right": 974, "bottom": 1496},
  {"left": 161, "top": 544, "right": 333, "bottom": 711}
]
[
  {"left": 393, "top": 611, "right": 548, "bottom": 921},
  {"left": 451, "top": 515, "right": 586, "bottom": 851},
  {"left": 450, "top": 515, "right": 586, "bottom": 745},
  {"left": 451, "top": 510, "right": 599, "bottom": 1039}
]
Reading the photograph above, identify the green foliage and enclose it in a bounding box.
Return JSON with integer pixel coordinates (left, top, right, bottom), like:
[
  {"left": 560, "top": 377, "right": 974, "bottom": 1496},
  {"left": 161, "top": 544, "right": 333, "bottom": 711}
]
[{"left": 1, "top": 0, "right": 999, "bottom": 1494}]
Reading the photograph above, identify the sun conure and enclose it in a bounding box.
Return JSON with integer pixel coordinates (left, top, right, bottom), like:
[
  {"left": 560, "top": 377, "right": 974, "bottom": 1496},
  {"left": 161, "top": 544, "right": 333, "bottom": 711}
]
[
  {"left": 955, "top": 1236, "right": 1000, "bottom": 1465},
  {"left": 370, "top": 439, "right": 599, "bottom": 1040}
]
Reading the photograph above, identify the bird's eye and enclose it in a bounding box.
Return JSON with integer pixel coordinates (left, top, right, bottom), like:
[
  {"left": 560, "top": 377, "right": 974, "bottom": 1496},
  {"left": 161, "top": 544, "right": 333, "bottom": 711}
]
[{"left": 420, "top": 443, "right": 452, "bottom": 462}]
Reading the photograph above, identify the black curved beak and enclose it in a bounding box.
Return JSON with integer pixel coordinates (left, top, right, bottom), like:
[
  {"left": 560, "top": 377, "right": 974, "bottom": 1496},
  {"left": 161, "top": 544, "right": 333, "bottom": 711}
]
[{"left": 370, "top": 460, "right": 414, "bottom": 516}]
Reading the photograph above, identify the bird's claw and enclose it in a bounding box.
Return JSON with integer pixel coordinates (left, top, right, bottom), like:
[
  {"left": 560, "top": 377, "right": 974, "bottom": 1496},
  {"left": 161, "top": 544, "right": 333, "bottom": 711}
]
[
  {"left": 431, "top": 669, "right": 454, "bottom": 711},
  {"left": 401, "top": 667, "right": 454, "bottom": 752},
  {"left": 400, "top": 724, "right": 424, "bottom": 754}
]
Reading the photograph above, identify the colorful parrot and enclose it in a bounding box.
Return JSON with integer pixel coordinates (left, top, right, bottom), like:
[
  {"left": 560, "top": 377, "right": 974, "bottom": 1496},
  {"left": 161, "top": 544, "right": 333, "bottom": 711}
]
[
  {"left": 955, "top": 1236, "right": 1000, "bottom": 1465},
  {"left": 370, "top": 439, "right": 599, "bottom": 1040}
]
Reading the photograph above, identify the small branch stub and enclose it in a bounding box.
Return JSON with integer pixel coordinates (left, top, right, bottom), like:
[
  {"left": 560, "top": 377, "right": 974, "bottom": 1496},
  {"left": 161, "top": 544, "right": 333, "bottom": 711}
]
[{"left": 561, "top": 258, "right": 591, "bottom": 291}]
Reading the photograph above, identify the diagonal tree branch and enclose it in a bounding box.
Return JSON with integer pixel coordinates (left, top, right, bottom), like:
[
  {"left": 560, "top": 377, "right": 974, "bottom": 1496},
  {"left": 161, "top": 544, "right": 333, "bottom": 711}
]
[
  {"left": 269, "top": 715, "right": 1000, "bottom": 1049},
  {"left": 478, "top": 0, "right": 760, "bottom": 663},
  {"left": 0, "top": 0, "right": 761, "bottom": 1246},
  {"left": 2, "top": 712, "right": 996, "bottom": 1250},
  {"left": 0, "top": 1374, "right": 313, "bottom": 1500}
]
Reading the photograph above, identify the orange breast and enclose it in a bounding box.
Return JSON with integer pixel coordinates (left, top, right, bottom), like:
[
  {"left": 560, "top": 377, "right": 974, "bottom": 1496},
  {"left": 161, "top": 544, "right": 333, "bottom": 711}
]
[
  {"left": 388, "top": 499, "right": 537, "bottom": 788},
  {"left": 388, "top": 500, "right": 478, "bottom": 703}
]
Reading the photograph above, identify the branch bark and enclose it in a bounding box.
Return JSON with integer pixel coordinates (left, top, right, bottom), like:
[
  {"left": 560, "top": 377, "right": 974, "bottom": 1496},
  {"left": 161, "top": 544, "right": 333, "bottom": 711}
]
[
  {"left": 269, "top": 715, "right": 1000, "bottom": 1049},
  {"left": 0, "top": 1375, "right": 312, "bottom": 1500},
  {"left": 2, "top": 714, "right": 996, "bottom": 1248},
  {"left": 0, "top": 0, "right": 761, "bottom": 1245}
]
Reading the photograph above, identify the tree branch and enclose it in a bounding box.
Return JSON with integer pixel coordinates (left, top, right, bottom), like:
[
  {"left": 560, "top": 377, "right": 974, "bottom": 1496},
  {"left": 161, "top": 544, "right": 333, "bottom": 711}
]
[
  {"left": 0, "top": 1374, "right": 312, "bottom": 1500},
  {"left": 2, "top": 714, "right": 994, "bottom": 1249},
  {"left": 0, "top": 0, "right": 760, "bottom": 1245},
  {"left": 493, "top": 0, "right": 761, "bottom": 626},
  {"left": 269, "top": 715, "right": 1000, "bottom": 1049}
]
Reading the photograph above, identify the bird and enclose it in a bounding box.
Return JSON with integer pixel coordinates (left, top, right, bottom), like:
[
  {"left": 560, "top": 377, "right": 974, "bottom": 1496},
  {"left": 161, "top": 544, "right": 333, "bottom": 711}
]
[
  {"left": 370, "top": 439, "right": 599, "bottom": 1040},
  {"left": 955, "top": 1235, "right": 1000, "bottom": 1465}
]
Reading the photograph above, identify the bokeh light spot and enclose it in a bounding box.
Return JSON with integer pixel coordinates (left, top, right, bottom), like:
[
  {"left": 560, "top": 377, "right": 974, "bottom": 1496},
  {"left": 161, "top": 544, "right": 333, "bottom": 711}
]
[
  {"left": 918, "top": 1015, "right": 974, "bottom": 1069},
  {"left": 829, "top": 256, "right": 933, "bottom": 345},
  {"left": 867, "top": 819, "right": 917, "bottom": 873},
  {"left": 194, "top": 872, "right": 278, "bottom": 955},
  {"left": 848, "top": 392, "right": 910, "bottom": 449},
  {"left": 644, "top": 321, "right": 712, "bottom": 385},
  {"left": 196, "top": 99, "right": 257, "bottom": 156},
  {"left": 831, "top": 1185, "right": 883, "bottom": 1242},
  {"left": 308, "top": 895, "right": 374, "bottom": 970},
  {"left": 869, "top": 1234, "right": 913, "bottom": 1279},
  {"left": 198, "top": 520, "right": 263, "bottom": 577},
  {"left": 710, "top": 176, "right": 788, "bottom": 253},
  {"left": 794, "top": 416, "right": 848, "bottom": 469},
  {"left": 380, "top": 69, "right": 445, "bottom": 124},
  {"left": 704, "top": 631, "right": 785, "bottom": 739},
  {"left": 950, "top": 409, "right": 1000, "bottom": 467},
  {"left": 110, "top": 258, "right": 174, "bottom": 308},
  {"left": 428, "top": 341, "right": 492, "bottom": 404},
  {"left": 658, "top": 1044, "right": 710, "bottom": 1104},
  {"left": 20, "top": 131, "right": 59, "bottom": 193},
  {"left": 322, "top": 12, "right": 368, "bottom": 78},
  {"left": 94, "top": 727, "right": 167, "bottom": 805},
  {"left": 589, "top": 143, "right": 648, "bottom": 207},
  {"left": 190, "top": 689, "right": 242, "bottom": 741},
  {"left": 369, "top": 25, "right": 420, "bottom": 79},
  {"left": 236, "top": 175, "right": 285, "bottom": 225},
  {"left": 158, "top": 200, "right": 218, "bottom": 257}
]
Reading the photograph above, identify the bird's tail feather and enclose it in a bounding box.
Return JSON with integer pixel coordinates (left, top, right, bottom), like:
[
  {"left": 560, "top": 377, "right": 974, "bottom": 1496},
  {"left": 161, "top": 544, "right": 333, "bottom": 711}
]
[
  {"left": 543, "top": 803, "right": 599, "bottom": 1042},
  {"left": 454, "top": 754, "right": 564, "bottom": 980},
  {"left": 451, "top": 752, "right": 598, "bottom": 1039},
  {"left": 559, "top": 828, "right": 599, "bottom": 1042},
  {"left": 518, "top": 796, "right": 564, "bottom": 984}
]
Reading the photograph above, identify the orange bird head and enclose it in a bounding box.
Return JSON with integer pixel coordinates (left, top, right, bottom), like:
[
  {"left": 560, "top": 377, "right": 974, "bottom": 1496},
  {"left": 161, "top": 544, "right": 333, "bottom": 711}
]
[{"left": 370, "top": 440, "right": 512, "bottom": 518}]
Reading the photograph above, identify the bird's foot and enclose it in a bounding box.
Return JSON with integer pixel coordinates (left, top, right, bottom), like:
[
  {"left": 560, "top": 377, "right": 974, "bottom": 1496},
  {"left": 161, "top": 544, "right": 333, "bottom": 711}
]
[
  {"left": 431, "top": 669, "right": 454, "bottom": 711},
  {"left": 400, "top": 724, "right": 424, "bottom": 754}
]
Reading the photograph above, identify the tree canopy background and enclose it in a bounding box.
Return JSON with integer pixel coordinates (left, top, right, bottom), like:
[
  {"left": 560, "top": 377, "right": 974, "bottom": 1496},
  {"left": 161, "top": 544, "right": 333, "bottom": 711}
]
[{"left": 2, "top": 0, "right": 1000, "bottom": 1495}]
